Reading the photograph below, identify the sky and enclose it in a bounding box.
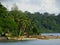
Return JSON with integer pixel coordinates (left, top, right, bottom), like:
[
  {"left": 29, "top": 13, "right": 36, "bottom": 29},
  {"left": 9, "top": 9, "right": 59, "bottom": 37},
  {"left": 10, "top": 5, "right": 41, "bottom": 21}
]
[{"left": 0, "top": 0, "right": 60, "bottom": 14}]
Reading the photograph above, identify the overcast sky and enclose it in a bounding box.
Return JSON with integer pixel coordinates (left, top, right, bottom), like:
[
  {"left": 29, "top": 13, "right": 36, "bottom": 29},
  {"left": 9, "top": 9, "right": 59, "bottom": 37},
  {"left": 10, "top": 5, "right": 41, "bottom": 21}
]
[{"left": 0, "top": 0, "right": 60, "bottom": 14}]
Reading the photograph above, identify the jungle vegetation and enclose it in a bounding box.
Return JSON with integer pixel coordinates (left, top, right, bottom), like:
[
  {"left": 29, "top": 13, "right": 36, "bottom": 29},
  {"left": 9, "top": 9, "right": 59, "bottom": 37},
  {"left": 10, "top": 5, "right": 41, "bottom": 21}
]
[{"left": 0, "top": 2, "right": 60, "bottom": 36}]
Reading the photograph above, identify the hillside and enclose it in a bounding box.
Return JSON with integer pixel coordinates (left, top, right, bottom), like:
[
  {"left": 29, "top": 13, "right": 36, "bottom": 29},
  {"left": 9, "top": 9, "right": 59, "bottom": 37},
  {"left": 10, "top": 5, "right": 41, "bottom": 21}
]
[{"left": 25, "top": 11, "right": 60, "bottom": 33}]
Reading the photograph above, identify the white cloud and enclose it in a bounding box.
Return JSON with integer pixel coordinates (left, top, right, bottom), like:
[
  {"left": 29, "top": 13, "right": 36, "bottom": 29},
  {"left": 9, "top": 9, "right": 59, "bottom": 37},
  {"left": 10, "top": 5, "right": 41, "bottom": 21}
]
[
  {"left": 16, "top": 3, "right": 40, "bottom": 13},
  {"left": 40, "top": 0, "right": 59, "bottom": 13},
  {"left": 0, "top": 0, "right": 60, "bottom": 14}
]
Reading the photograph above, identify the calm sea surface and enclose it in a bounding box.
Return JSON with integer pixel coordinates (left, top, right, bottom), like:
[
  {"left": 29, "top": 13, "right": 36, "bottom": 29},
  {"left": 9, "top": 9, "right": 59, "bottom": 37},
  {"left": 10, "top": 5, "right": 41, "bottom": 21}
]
[
  {"left": 41, "top": 33, "right": 60, "bottom": 36},
  {"left": 0, "top": 33, "right": 60, "bottom": 45},
  {"left": 0, "top": 39, "right": 60, "bottom": 45}
]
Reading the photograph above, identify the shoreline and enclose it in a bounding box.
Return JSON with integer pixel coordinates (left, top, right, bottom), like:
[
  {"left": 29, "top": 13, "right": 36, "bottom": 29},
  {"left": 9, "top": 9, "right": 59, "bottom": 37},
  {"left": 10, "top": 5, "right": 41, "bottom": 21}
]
[
  {"left": 0, "top": 35, "right": 60, "bottom": 41},
  {"left": 28, "top": 35, "right": 60, "bottom": 39}
]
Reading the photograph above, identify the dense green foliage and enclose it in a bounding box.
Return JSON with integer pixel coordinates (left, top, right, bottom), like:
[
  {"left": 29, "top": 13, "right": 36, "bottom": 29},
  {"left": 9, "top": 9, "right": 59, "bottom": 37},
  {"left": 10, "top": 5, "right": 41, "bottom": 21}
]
[
  {"left": 25, "top": 12, "right": 60, "bottom": 33},
  {"left": 0, "top": 3, "right": 60, "bottom": 36}
]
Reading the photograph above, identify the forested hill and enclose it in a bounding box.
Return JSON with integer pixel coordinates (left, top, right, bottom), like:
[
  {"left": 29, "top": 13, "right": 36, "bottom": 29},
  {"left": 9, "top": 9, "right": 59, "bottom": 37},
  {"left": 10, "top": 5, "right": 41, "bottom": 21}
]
[
  {"left": 26, "top": 12, "right": 60, "bottom": 33},
  {"left": 0, "top": 2, "right": 60, "bottom": 36}
]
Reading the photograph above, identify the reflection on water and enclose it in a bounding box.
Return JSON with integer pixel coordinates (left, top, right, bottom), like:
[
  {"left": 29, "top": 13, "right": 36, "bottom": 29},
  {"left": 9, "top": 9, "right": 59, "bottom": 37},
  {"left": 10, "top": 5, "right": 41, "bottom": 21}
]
[{"left": 0, "top": 39, "right": 60, "bottom": 45}]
